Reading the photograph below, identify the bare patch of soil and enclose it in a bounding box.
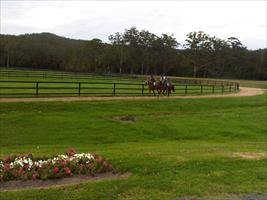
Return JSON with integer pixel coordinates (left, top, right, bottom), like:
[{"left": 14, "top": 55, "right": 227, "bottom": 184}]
[
  {"left": 231, "top": 152, "right": 267, "bottom": 160},
  {"left": 113, "top": 115, "right": 137, "bottom": 123},
  {"left": 0, "top": 87, "right": 265, "bottom": 103},
  {"left": 173, "top": 193, "right": 267, "bottom": 200},
  {"left": 0, "top": 172, "right": 131, "bottom": 191}
]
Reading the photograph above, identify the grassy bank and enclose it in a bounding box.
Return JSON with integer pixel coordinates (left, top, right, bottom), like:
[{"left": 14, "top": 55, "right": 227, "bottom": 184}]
[{"left": 0, "top": 92, "right": 266, "bottom": 199}]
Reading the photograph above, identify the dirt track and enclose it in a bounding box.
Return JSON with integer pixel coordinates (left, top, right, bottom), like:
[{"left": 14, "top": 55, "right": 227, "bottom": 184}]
[
  {"left": 0, "top": 87, "right": 265, "bottom": 103},
  {"left": 0, "top": 172, "right": 131, "bottom": 191}
]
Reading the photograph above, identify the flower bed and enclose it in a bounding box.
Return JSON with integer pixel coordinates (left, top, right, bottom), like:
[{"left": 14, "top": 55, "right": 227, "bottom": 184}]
[{"left": 0, "top": 148, "right": 113, "bottom": 182}]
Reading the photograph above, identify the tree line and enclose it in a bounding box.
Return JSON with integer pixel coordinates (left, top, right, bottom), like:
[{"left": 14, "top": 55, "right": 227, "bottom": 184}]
[{"left": 0, "top": 27, "right": 266, "bottom": 80}]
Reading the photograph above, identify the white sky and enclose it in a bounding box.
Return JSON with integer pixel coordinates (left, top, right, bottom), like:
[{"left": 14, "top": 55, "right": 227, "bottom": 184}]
[{"left": 1, "top": 0, "right": 266, "bottom": 50}]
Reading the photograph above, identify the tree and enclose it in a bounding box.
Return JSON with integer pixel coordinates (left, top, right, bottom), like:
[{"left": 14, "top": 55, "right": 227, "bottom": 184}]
[
  {"left": 184, "top": 31, "right": 213, "bottom": 77},
  {"left": 109, "top": 32, "right": 126, "bottom": 73},
  {"left": 0, "top": 30, "right": 265, "bottom": 80}
]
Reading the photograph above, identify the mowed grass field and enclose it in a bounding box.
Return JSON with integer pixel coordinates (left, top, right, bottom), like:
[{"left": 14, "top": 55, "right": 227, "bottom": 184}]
[{"left": 0, "top": 91, "right": 267, "bottom": 199}]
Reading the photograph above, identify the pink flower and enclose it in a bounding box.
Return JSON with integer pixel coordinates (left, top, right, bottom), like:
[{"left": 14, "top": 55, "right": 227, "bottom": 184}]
[
  {"left": 24, "top": 164, "right": 29, "bottom": 169},
  {"left": 65, "top": 148, "right": 76, "bottom": 157},
  {"left": 64, "top": 167, "right": 71, "bottom": 175},
  {"left": 32, "top": 174, "right": 38, "bottom": 180},
  {"left": 18, "top": 168, "right": 24, "bottom": 174},
  {"left": 61, "top": 161, "right": 66, "bottom": 167},
  {"left": 4, "top": 163, "right": 10, "bottom": 171},
  {"left": 54, "top": 167, "right": 59, "bottom": 173}
]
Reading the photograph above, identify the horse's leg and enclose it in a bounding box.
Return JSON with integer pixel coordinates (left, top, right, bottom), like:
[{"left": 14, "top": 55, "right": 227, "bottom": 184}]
[
  {"left": 149, "top": 87, "right": 152, "bottom": 95},
  {"left": 153, "top": 89, "right": 156, "bottom": 96},
  {"left": 158, "top": 89, "right": 161, "bottom": 95},
  {"left": 163, "top": 88, "right": 166, "bottom": 96},
  {"left": 157, "top": 88, "right": 160, "bottom": 96},
  {"left": 158, "top": 87, "right": 162, "bottom": 95}
]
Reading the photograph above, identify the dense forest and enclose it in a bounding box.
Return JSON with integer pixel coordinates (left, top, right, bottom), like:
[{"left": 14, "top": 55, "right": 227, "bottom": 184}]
[{"left": 0, "top": 27, "right": 266, "bottom": 80}]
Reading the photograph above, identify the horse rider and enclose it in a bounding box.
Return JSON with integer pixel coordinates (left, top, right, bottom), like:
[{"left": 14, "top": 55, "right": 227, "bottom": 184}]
[
  {"left": 160, "top": 75, "right": 168, "bottom": 88},
  {"left": 160, "top": 75, "right": 164, "bottom": 83},
  {"left": 150, "top": 75, "right": 156, "bottom": 86}
]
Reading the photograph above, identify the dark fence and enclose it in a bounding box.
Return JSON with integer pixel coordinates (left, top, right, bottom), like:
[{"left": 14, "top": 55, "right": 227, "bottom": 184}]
[
  {"left": 0, "top": 80, "right": 239, "bottom": 97},
  {"left": 0, "top": 68, "right": 142, "bottom": 82},
  {"left": 0, "top": 68, "right": 238, "bottom": 86}
]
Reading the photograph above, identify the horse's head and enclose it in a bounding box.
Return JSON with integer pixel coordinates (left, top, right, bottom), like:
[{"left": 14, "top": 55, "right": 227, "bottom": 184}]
[{"left": 146, "top": 80, "right": 153, "bottom": 86}]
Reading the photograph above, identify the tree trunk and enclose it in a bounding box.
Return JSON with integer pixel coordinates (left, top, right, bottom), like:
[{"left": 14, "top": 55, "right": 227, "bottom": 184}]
[
  {"left": 6, "top": 53, "right": 10, "bottom": 68},
  {"left": 141, "top": 63, "right": 144, "bottom": 75},
  {"left": 193, "top": 64, "right": 197, "bottom": 77},
  {"left": 119, "top": 59, "right": 123, "bottom": 74}
]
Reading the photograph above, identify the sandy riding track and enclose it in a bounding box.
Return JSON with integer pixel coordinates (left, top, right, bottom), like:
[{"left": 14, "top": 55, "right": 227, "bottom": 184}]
[{"left": 0, "top": 87, "right": 265, "bottom": 103}]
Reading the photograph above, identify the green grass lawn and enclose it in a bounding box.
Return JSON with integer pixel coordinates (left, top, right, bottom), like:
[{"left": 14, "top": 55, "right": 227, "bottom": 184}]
[{"left": 0, "top": 92, "right": 266, "bottom": 199}]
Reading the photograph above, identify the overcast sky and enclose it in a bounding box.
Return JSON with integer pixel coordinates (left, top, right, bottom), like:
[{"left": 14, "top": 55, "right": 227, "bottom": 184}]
[{"left": 1, "top": 0, "right": 266, "bottom": 50}]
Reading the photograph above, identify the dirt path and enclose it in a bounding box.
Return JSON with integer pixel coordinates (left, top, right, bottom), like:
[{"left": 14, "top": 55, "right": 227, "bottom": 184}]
[
  {"left": 0, "top": 87, "right": 265, "bottom": 103},
  {"left": 175, "top": 193, "right": 267, "bottom": 200},
  {"left": 0, "top": 172, "right": 131, "bottom": 191}
]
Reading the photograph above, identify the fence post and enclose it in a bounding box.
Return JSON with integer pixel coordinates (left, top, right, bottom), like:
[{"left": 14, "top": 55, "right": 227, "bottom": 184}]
[
  {"left": 185, "top": 85, "right": 187, "bottom": 95},
  {"left": 229, "top": 85, "right": 231, "bottom": 92},
  {"left": 212, "top": 85, "right": 215, "bottom": 93},
  {"left": 201, "top": 85, "right": 203, "bottom": 94},
  {"left": 113, "top": 83, "right": 116, "bottom": 96},
  {"left": 222, "top": 85, "right": 224, "bottom": 93},
  {"left": 36, "top": 82, "right": 39, "bottom": 96},
  {"left": 78, "top": 82, "right": 81, "bottom": 96},
  {"left": 141, "top": 84, "right": 144, "bottom": 95}
]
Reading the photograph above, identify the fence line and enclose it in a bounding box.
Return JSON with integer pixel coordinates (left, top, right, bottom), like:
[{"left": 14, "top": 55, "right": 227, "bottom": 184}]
[
  {"left": 0, "top": 68, "right": 238, "bottom": 86},
  {"left": 0, "top": 80, "right": 239, "bottom": 97}
]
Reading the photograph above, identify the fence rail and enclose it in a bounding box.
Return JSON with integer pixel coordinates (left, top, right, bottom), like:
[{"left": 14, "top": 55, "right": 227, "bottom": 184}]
[
  {"left": 0, "top": 80, "right": 239, "bottom": 97},
  {"left": 0, "top": 69, "right": 142, "bottom": 82},
  {"left": 0, "top": 68, "right": 238, "bottom": 86}
]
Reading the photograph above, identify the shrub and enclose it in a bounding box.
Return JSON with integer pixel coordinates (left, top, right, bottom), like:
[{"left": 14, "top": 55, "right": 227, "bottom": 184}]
[{"left": 0, "top": 149, "right": 113, "bottom": 182}]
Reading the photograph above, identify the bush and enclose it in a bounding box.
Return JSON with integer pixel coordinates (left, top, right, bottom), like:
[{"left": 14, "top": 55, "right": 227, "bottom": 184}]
[{"left": 0, "top": 149, "right": 113, "bottom": 182}]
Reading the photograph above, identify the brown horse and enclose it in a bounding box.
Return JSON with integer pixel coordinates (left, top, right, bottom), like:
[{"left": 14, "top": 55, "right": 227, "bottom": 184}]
[
  {"left": 145, "top": 80, "right": 163, "bottom": 96},
  {"left": 162, "top": 81, "right": 175, "bottom": 96}
]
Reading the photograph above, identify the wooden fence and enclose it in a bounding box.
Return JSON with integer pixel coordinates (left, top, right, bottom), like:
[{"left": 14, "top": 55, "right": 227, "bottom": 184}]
[
  {"left": 0, "top": 80, "right": 239, "bottom": 97},
  {"left": 0, "top": 68, "right": 238, "bottom": 86},
  {"left": 0, "top": 68, "right": 141, "bottom": 82}
]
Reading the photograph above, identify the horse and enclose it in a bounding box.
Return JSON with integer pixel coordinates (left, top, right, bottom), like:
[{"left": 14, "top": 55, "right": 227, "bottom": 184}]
[
  {"left": 162, "top": 81, "right": 175, "bottom": 96},
  {"left": 145, "top": 80, "right": 163, "bottom": 96}
]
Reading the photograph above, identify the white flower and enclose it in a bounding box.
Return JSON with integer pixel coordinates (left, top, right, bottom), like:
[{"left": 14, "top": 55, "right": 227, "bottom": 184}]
[
  {"left": 0, "top": 161, "right": 4, "bottom": 172},
  {"left": 0, "top": 152, "right": 95, "bottom": 173}
]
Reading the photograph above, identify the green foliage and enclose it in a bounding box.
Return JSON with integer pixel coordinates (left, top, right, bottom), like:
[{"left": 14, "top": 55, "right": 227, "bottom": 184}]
[{"left": 1, "top": 29, "right": 266, "bottom": 80}]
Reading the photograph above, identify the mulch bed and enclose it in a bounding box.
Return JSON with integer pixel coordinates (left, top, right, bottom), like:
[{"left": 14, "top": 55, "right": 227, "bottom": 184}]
[{"left": 0, "top": 172, "right": 131, "bottom": 191}]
